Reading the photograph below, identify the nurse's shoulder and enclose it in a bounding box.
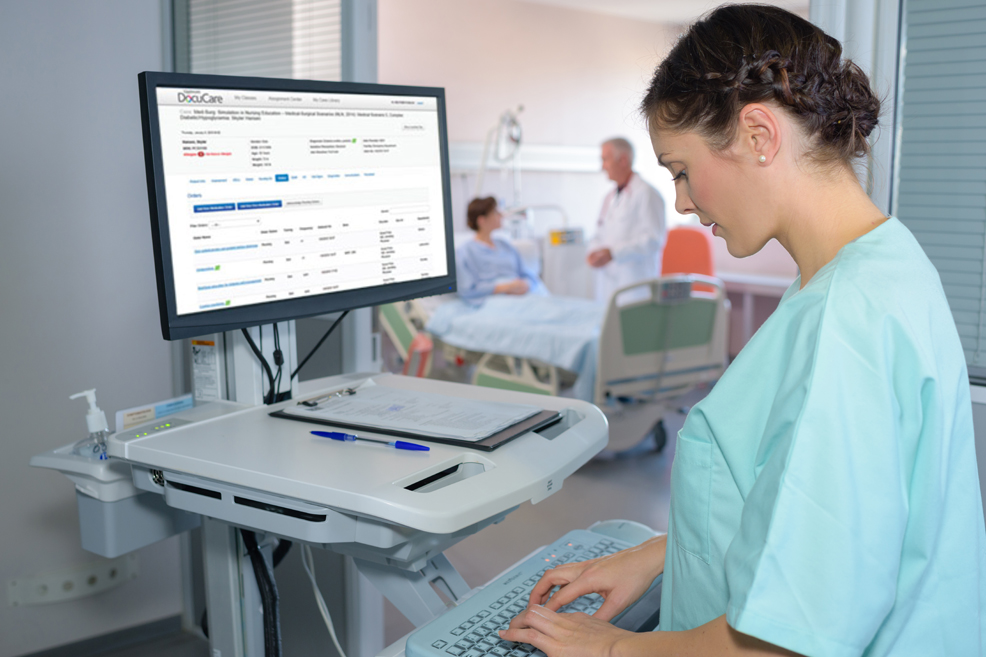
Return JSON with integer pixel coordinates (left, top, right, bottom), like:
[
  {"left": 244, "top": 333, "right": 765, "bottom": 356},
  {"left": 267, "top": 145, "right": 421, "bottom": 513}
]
[
  {"left": 817, "top": 216, "right": 967, "bottom": 396},
  {"left": 793, "top": 218, "right": 945, "bottom": 328}
]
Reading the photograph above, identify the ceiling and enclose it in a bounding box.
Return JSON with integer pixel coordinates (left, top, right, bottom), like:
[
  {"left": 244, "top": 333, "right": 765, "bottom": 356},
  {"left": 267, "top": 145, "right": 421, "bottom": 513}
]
[{"left": 519, "top": 0, "right": 811, "bottom": 25}]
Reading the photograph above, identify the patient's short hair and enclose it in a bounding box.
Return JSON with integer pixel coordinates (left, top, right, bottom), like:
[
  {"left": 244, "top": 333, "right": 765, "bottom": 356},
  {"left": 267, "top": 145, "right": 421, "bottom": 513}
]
[{"left": 467, "top": 197, "right": 498, "bottom": 231}]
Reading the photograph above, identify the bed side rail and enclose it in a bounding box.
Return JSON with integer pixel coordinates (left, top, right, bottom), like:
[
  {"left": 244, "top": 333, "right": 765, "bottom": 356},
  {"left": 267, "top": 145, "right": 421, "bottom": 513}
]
[
  {"left": 377, "top": 300, "right": 434, "bottom": 377},
  {"left": 595, "top": 275, "right": 730, "bottom": 406}
]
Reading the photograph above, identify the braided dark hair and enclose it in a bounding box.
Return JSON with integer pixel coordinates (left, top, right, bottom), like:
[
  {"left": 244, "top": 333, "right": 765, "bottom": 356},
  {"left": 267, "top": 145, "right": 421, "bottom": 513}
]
[{"left": 641, "top": 4, "right": 880, "bottom": 166}]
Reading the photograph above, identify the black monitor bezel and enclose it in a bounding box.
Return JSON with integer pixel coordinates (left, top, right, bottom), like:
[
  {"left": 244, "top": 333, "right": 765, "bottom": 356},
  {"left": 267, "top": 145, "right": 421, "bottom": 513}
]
[{"left": 138, "top": 71, "right": 456, "bottom": 341}]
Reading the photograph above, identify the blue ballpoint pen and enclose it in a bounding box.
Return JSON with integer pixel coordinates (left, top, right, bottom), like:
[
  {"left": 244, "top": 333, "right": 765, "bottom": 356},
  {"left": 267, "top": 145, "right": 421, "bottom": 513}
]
[{"left": 311, "top": 430, "right": 430, "bottom": 451}]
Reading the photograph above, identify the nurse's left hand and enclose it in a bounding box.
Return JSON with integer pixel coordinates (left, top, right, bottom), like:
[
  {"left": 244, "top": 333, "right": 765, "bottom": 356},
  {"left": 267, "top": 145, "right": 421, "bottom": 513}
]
[{"left": 498, "top": 604, "right": 632, "bottom": 657}]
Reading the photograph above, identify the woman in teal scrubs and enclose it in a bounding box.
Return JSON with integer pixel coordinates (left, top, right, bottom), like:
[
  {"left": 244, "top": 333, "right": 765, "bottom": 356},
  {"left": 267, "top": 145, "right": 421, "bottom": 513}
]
[{"left": 500, "top": 5, "right": 986, "bottom": 656}]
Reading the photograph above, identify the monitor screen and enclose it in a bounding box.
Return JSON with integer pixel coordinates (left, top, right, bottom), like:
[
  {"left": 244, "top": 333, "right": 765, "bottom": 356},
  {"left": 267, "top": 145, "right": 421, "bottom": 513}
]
[{"left": 138, "top": 72, "right": 456, "bottom": 340}]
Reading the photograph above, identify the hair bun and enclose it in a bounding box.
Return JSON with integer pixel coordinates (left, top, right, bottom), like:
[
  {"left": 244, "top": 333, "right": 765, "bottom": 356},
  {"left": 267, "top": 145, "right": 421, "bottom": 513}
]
[
  {"left": 816, "top": 60, "right": 881, "bottom": 158},
  {"left": 642, "top": 5, "right": 881, "bottom": 166}
]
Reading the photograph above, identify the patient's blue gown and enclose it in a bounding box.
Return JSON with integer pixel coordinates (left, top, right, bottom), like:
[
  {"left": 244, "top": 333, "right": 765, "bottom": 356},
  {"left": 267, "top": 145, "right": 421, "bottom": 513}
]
[{"left": 455, "top": 237, "right": 547, "bottom": 305}]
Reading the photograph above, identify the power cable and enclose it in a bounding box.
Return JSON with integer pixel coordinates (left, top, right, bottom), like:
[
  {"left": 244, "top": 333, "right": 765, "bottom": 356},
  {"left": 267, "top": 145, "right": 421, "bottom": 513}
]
[
  {"left": 241, "top": 327, "right": 276, "bottom": 405},
  {"left": 241, "top": 529, "right": 282, "bottom": 657},
  {"left": 273, "top": 323, "right": 284, "bottom": 401}
]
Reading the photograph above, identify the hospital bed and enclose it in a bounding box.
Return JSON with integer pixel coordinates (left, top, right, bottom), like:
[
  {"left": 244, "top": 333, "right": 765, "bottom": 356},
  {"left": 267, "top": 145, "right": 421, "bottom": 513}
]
[{"left": 379, "top": 275, "right": 729, "bottom": 453}]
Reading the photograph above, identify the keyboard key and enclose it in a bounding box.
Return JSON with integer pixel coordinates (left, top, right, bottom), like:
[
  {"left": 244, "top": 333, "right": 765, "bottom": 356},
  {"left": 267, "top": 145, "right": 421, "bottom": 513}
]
[
  {"left": 463, "top": 650, "right": 484, "bottom": 657},
  {"left": 455, "top": 640, "right": 473, "bottom": 650},
  {"left": 445, "top": 647, "right": 465, "bottom": 656},
  {"left": 433, "top": 641, "right": 448, "bottom": 649},
  {"left": 461, "top": 621, "right": 475, "bottom": 630},
  {"left": 477, "top": 640, "right": 496, "bottom": 651},
  {"left": 490, "top": 602, "right": 503, "bottom": 610},
  {"left": 450, "top": 628, "right": 465, "bottom": 636},
  {"left": 466, "top": 632, "right": 484, "bottom": 642},
  {"left": 477, "top": 610, "right": 491, "bottom": 618},
  {"left": 491, "top": 648, "right": 509, "bottom": 656},
  {"left": 468, "top": 615, "right": 482, "bottom": 624}
]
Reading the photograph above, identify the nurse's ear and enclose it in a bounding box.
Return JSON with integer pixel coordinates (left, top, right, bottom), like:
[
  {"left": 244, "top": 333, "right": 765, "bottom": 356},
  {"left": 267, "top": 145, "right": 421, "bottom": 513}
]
[{"left": 737, "top": 103, "right": 782, "bottom": 167}]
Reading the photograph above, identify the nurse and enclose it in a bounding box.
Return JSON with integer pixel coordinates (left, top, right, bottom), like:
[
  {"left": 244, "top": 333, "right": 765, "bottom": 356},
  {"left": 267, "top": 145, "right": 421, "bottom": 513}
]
[
  {"left": 457, "top": 197, "right": 548, "bottom": 305},
  {"left": 501, "top": 5, "right": 986, "bottom": 656}
]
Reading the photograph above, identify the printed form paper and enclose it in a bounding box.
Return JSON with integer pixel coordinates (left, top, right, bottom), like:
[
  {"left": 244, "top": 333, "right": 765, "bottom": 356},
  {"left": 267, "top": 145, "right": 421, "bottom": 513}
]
[{"left": 287, "top": 386, "right": 541, "bottom": 441}]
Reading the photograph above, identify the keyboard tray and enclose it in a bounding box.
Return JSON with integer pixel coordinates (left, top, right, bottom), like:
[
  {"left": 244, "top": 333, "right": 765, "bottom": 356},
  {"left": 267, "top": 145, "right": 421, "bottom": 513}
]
[{"left": 405, "top": 529, "right": 662, "bottom": 657}]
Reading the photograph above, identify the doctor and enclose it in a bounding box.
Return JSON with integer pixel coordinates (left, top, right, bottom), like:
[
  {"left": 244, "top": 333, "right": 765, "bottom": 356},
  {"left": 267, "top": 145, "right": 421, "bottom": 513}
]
[
  {"left": 586, "top": 137, "right": 666, "bottom": 303},
  {"left": 502, "top": 4, "right": 986, "bottom": 656}
]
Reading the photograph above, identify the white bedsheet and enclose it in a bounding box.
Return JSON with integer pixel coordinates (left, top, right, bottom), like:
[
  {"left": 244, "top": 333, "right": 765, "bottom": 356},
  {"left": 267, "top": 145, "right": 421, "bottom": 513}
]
[{"left": 426, "top": 295, "right": 605, "bottom": 401}]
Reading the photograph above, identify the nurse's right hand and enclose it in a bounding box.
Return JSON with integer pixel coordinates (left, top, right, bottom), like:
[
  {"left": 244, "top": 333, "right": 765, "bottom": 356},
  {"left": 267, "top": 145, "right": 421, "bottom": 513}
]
[{"left": 526, "top": 534, "right": 667, "bottom": 622}]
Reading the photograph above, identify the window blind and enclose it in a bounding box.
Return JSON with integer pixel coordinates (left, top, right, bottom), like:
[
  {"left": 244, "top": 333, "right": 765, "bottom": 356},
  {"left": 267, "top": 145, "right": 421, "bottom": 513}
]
[
  {"left": 895, "top": 0, "right": 986, "bottom": 380},
  {"left": 185, "top": 0, "right": 341, "bottom": 81}
]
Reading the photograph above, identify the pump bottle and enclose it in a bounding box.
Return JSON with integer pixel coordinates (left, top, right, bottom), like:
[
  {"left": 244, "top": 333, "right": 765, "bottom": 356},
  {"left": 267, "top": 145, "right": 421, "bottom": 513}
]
[{"left": 70, "top": 389, "right": 109, "bottom": 459}]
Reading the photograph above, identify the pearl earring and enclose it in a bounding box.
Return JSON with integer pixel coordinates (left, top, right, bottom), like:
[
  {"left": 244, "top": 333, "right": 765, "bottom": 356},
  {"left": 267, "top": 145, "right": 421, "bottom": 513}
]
[{"left": 758, "top": 155, "right": 767, "bottom": 163}]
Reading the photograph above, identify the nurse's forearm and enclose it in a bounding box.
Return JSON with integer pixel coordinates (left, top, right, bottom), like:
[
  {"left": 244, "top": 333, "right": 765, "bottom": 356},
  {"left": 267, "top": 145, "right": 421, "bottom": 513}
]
[{"left": 613, "top": 615, "right": 803, "bottom": 657}]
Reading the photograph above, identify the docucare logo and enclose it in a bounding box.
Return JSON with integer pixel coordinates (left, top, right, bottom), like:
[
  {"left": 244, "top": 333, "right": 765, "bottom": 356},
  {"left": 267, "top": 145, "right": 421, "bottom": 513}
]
[{"left": 178, "top": 91, "right": 223, "bottom": 104}]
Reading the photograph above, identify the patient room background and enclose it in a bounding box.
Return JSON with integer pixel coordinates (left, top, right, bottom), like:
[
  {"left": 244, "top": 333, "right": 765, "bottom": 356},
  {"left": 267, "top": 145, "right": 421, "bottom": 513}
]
[{"left": 0, "top": 1, "right": 808, "bottom": 655}]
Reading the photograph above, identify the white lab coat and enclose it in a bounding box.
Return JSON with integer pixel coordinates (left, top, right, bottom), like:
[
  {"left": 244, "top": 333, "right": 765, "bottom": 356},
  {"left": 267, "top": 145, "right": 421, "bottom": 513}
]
[{"left": 588, "top": 173, "right": 666, "bottom": 303}]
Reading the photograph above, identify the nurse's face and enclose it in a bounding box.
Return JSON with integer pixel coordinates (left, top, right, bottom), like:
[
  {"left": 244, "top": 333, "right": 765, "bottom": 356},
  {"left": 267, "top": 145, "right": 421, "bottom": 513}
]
[{"left": 650, "top": 127, "right": 776, "bottom": 258}]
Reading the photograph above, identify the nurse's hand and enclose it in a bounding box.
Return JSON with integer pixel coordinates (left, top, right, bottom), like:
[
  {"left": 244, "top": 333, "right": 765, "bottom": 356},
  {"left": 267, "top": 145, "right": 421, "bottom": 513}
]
[
  {"left": 494, "top": 279, "right": 530, "bottom": 295},
  {"left": 499, "top": 605, "right": 633, "bottom": 657},
  {"left": 526, "top": 535, "right": 666, "bottom": 621}
]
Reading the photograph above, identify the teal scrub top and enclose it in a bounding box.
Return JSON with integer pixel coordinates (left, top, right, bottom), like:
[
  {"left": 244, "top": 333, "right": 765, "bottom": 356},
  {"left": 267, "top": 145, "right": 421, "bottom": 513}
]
[{"left": 660, "top": 218, "right": 986, "bottom": 656}]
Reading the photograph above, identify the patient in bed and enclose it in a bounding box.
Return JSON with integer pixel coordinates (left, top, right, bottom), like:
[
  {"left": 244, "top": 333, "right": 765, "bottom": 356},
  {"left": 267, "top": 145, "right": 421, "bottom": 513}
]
[{"left": 456, "top": 197, "right": 548, "bottom": 305}]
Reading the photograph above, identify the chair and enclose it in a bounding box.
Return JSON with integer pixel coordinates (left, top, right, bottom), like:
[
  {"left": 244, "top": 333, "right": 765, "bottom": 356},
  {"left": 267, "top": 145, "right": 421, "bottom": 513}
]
[{"left": 662, "top": 226, "right": 716, "bottom": 293}]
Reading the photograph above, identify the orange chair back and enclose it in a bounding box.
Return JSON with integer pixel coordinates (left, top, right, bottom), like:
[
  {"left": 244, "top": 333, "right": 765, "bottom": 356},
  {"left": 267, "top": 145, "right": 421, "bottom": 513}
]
[{"left": 661, "top": 226, "right": 716, "bottom": 293}]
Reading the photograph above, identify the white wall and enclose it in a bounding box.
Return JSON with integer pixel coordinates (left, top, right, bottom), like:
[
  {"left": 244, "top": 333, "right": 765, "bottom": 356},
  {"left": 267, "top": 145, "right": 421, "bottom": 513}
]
[
  {"left": 379, "top": 0, "right": 681, "bottom": 238},
  {"left": 378, "top": 0, "right": 798, "bottom": 280},
  {"left": 0, "top": 2, "right": 184, "bottom": 654}
]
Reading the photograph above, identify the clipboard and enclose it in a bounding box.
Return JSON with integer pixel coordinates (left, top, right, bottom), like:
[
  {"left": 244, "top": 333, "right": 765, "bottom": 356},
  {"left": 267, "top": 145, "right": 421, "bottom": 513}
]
[{"left": 270, "top": 407, "right": 561, "bottom": 451}]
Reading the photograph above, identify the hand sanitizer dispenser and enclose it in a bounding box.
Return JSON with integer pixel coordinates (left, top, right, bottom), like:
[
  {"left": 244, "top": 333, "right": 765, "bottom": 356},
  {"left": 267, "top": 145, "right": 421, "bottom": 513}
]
[{"left": 70, "top": 389, "right": 109, "bottom": 459}]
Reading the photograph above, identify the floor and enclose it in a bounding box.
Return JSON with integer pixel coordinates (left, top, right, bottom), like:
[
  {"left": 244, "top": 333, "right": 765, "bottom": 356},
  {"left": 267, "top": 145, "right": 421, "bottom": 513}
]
[{"left": 90, "top": 389, "right": 700, "bottom": 657}]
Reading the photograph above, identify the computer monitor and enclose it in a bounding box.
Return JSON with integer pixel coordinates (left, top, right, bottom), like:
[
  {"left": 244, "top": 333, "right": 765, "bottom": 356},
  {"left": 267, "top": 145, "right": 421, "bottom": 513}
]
[{"left": 138, "top": 72, "right": 456, "bottom": 340}]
